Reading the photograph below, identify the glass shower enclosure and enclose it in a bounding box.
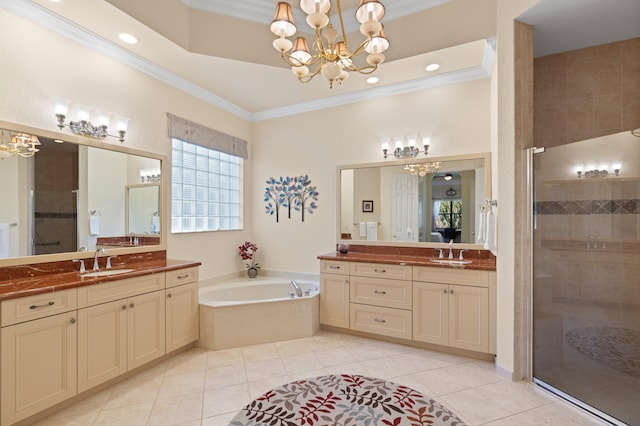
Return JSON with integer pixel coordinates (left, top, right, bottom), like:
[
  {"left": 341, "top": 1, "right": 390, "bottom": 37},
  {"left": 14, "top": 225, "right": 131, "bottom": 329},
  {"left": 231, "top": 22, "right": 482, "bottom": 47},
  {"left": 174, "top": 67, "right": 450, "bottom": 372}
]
[{"left": 532, "top": 131, "right": 640, "bottom": 425}]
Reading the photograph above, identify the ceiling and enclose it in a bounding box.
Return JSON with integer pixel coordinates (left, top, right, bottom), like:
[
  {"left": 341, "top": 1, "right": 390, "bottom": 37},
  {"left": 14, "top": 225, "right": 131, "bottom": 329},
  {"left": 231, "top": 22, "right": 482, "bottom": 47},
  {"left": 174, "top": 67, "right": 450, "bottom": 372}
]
[{"left": 3, "top": 0, "right": 638, "bottom": 121}]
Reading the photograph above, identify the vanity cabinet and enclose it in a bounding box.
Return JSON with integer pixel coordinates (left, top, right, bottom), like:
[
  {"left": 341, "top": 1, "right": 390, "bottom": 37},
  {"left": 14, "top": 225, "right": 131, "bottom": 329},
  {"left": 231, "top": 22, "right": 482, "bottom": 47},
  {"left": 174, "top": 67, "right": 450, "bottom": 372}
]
[
  {"left": 348, "top": 262, "right": 413, "bottom": 340},
  {"left": 0, "top": 264, "right": 200, "bottom": 425},
  {"left": 165, "top": 268, "right": 200, "bottom": 353},
  {"left": 319, "top": 260, "right": 350, "bottom": 328},
  {"left": 77, "top": 274, "right": 166, "bottom": 392},
  {"left": 1, "top": 291, "right": 78, "bottom": 425},
  {"left": 413, "top": 266, "right": 495, "bottom": 353}
]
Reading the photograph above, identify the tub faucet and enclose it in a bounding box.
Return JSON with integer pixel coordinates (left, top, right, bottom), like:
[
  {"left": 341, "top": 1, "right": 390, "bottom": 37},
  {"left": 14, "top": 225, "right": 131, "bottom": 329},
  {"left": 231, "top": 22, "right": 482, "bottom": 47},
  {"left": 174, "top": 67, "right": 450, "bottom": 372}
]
[
  {"left": 93, "top": 248, "right": 106, "bottom": 271},
  {"left": 290, "top": 280, "right": 302, "bottom": 297}
]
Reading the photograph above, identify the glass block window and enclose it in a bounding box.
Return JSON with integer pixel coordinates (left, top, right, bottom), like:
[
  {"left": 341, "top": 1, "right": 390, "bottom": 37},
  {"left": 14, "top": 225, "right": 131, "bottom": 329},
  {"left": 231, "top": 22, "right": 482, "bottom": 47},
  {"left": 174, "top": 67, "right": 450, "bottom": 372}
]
[{"left": 171, "top": 138, "right": 242, "bottom": 233}]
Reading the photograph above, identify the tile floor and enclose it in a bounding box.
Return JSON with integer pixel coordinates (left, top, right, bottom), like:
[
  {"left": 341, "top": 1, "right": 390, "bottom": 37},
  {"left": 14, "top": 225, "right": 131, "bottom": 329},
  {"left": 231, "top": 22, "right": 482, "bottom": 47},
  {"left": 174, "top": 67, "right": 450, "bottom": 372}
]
[{"left": 34, "top": 331, "right": 607, "bottom": 426}]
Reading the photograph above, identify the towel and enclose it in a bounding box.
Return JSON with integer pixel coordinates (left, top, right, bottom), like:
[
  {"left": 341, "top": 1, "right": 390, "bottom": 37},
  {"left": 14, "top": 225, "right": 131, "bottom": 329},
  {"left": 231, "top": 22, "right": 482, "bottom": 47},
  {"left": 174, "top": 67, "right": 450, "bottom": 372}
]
[
  {"left": 0, "top": 223, "right": 9, "bottom": 258},
  {"left": 359, "top": 222, "right": 366, "bottom": 237},
  {"left": 89, "top": 215, "right": 100, "bottom": 236},
  {"left": 483, "top": 209, "right": 497, "bottom": 252},
  {"left": 366, "top": 221, "right": 378, "bottom": 241},
  {"left": 152, "top": 215, "right": 160, "bottom": 233},
  {"left": 477, "top": 210, "right": 486, "bottom": 244}
]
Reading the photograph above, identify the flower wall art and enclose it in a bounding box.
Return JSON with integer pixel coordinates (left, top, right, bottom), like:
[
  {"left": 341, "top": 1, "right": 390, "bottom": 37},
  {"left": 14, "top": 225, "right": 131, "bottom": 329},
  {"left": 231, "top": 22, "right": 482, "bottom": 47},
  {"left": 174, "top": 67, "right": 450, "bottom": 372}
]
[{"left": 264, "top": 175, "right": 319, "bottom": 222}]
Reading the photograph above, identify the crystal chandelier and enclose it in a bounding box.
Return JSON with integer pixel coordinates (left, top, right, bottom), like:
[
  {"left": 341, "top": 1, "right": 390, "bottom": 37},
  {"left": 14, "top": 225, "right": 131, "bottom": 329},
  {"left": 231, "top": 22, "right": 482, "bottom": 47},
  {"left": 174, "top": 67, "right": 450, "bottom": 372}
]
[
  {"left": 270, "top": 0, "right": 389, "bottom": 88},
  {"left": 404, "top": 162, "right": 441, "bottom": 177},
  {"left": 0, "top": 130, "right": 41, "bottom": 159}
]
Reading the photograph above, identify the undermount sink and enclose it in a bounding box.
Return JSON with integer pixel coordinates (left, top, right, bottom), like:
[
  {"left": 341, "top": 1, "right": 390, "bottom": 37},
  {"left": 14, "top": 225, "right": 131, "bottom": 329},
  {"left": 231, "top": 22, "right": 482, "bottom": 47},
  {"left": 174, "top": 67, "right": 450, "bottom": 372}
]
[
  {"left": 430, "top": 259, "right": 472, "bottom": 265},
  {"left": 82, "top": 268, "right": 136, "bottom": 278}
]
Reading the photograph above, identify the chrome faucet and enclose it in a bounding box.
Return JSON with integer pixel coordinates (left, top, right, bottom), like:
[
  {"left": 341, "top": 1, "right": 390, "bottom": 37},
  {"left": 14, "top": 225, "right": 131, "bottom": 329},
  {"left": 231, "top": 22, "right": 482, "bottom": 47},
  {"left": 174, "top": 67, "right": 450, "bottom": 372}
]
[
  {"left": 93, "top": 248, "right": 106, "bottom": 271},
  {"left": 448, "top": 240, "right": 454, "bottom": 259},
  {"left": 290, "top": 280, "right": 302, "bottom": 297}
]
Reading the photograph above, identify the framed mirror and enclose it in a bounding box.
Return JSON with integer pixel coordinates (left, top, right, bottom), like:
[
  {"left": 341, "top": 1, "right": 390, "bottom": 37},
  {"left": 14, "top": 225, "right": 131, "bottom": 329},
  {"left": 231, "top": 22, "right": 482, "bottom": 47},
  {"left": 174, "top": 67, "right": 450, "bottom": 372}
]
[
  {"left": 338, "top": 153, "right": 490, "bottom": 247},
  {"left": 0, "top": 120, "right": 165, "bottom": 264}
]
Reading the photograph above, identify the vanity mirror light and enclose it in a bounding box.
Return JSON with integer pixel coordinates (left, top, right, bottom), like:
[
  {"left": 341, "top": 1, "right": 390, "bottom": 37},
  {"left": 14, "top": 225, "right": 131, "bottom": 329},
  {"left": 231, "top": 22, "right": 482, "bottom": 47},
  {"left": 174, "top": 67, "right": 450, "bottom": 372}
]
[
  {"left": 338, "top": 152, "right": 490, "bottom": 247},
  {"left": 0, "top": 120, "right": 166, "bottom": 265}
]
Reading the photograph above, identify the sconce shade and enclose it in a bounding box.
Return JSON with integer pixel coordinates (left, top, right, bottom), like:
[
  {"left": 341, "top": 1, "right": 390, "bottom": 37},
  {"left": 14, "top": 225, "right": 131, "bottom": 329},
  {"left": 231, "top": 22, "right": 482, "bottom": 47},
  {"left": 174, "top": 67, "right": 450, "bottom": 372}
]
[
  {"left": 115, "top": 116, "right": 129, "bottom": 132},
  {"left": 365, "top": 24, "right": 389, "bottom": 54},
  {"left": 75, "top": 104, "right": 91, "bottom": 122},
  {"left": 300, "top": 0, "right": 330, "bottom": 14},
  {"left": 270, "top": 2, "right": 297, "bottom": 37},
  {"left": 355, "top": 0, "right": 385, "bottom": 23},
  {"left": 291, "top": 37, "right": 312, "bottom": 65},
  {"left": 54, "top": 97, "right": 69, "bottom": 115}
]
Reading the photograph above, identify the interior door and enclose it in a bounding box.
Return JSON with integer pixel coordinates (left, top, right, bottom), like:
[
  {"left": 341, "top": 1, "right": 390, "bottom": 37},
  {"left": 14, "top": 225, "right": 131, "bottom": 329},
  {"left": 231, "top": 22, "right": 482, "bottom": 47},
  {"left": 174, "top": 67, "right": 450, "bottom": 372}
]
[{"left": 391, "top": 174, "right": 419, "bottom": 241}]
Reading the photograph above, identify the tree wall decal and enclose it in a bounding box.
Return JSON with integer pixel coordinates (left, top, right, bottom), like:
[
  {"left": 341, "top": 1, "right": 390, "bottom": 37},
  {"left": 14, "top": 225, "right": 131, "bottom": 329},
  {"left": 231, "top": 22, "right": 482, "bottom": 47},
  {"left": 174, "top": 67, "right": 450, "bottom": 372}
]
[{"left": 264, "top": 175, "right": 319, "bottom": 222}]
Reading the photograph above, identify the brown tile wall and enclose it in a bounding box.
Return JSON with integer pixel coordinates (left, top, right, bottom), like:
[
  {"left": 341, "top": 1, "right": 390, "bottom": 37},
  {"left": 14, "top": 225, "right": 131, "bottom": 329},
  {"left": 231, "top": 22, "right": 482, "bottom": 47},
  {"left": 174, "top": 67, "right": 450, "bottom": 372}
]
[{"left": 534, "top": 37, "right": 640, "bottom": 148}]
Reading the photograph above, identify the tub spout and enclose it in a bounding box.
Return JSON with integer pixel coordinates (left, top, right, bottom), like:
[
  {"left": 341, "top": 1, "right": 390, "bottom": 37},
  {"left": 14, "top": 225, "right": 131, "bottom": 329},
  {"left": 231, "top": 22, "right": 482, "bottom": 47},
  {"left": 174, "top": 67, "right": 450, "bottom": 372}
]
[{"left": 290, "top": 280, "right": 302, "bottom": 297}]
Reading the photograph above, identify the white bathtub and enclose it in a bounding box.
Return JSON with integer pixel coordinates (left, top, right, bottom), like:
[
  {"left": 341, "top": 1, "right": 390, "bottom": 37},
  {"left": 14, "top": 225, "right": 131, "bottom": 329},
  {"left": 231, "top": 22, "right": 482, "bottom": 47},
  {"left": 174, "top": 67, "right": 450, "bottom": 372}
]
[{"left": 198, "top": 277, "right": 320, "bottom": 350}]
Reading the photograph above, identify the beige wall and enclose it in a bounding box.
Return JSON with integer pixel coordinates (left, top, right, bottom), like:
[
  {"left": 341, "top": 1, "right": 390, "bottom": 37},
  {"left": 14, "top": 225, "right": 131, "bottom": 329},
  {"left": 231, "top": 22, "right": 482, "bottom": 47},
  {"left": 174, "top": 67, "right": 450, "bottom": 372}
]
[
  {"left": 535, "top": 37, "right": 640, "bottom": 148},
  {"left": 251, "top": 79, "right": 492, "bottom": 272}
]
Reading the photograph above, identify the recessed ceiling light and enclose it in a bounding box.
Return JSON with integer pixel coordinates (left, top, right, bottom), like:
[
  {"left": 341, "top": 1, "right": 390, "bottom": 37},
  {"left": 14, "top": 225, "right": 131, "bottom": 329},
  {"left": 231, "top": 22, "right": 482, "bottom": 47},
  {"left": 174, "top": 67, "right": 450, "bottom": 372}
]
[
  {"left": 366, "top": 76, "right": 379, "bottom": 84},
  {"left": 425, "top": 63, "right": 440, "bottom": 72},
  {"left": 118, "top": 33, "right": 138, "bottom": 44}
]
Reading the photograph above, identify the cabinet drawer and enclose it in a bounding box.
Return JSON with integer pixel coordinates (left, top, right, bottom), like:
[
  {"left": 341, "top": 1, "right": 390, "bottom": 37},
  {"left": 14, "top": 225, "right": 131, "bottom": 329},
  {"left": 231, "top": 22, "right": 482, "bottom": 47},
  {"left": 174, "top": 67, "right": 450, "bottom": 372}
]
[
  {"left": 166, "top": 267, "right": 199, "bottom": 288},
  {"left": 350, "top": 276, "right": 412, "bottom": 310},
  {"left": 320, "top": 260, "right": 349, "bottom": 275},
  {"left": 2, "top": 289, "right": 77, "bottom": 327},
  {"left": 350, "top": 262, "right": 411, "bottom": 281},
  {"left": 350, "top": 303, "right": 412, "bottom": 340},
  {"left": 77, "top": 273, "right": 165, "bottom": 308},
  {"left": 413, "top": 266, "right": 488, "bottom": 287}
]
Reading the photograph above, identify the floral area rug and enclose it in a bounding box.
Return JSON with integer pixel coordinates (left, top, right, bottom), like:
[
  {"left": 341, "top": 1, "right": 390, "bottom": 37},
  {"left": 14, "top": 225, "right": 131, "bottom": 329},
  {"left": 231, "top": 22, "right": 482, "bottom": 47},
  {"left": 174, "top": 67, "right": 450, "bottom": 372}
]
[
  {"left": 566, "top": 327, "right": 640, "bottom": 379},
  {"left": 230, "top": 374, "right": 466, "bottom": 426}
]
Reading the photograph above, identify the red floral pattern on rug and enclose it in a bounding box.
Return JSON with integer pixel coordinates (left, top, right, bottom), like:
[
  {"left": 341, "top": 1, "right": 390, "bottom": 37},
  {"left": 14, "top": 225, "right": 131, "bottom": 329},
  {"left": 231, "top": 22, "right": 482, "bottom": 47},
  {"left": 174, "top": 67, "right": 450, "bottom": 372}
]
[{"left": 230, "top": 374, "right": 466, "bottom": 426}]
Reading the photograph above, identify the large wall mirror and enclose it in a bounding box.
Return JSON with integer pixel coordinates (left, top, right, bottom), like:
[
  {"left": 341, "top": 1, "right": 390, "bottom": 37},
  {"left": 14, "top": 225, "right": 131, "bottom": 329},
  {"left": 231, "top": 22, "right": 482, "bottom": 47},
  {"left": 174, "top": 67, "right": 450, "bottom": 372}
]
[
  {"left": 339, "top": 153, "right": 490, "bottom": 247},
  {"left": 0, "top": 120, "right": 165, "bottom": 264}
]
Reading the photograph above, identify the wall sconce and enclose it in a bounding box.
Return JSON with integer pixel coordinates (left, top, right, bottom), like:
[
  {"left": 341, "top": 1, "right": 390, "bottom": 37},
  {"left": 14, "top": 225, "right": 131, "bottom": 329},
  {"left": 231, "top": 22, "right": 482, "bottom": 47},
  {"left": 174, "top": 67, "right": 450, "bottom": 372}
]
[
  {"left": 575, "top": 163, "right": 621, "bottom": 178},
  {"left": 404, "top": 161, "right": 441, "bottom": 177},
  {"left": 382, "top": 134, "right": 430, "bottom": 159},
  {"left": 140, "top": 168, "right": 161, "bottom": 183},
  {"left": 54, "top": 98, "right": 129, "bottom": 143}
]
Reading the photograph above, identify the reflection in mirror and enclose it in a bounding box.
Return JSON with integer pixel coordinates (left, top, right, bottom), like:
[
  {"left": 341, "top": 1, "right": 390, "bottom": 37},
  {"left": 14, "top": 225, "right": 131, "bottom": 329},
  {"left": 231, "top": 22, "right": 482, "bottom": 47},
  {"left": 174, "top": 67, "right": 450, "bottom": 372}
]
[
  {"left": 126, "top": 184, "right": 160, "bottom": 235},
  {"left": 339, "top": 154, "right": 489, "bottom": 246},
  {"left": 0, "top": 125, "right": 162, "bottom": 260}
]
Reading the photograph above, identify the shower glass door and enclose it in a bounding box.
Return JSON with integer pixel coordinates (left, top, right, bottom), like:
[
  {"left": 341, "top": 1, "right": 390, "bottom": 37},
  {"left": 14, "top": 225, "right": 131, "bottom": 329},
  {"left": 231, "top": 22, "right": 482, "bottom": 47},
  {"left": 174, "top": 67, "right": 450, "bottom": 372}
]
[{"left": 532, "top": 131, "right": 640, "bottom": 425}]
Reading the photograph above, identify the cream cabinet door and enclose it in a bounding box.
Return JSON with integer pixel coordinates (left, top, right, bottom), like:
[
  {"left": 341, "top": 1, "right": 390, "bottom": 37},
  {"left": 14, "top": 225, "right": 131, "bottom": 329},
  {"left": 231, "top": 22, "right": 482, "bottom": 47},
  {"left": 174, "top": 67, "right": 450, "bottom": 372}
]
[
  {"left": 127, "top": 290, "right": 166, "bottom": 370},
  {"left": 448, "top": 284, "right": 489, "bottom": 353},
  {"left": 1, "top": 311, "right": 77, "bottom": 425},
  {"left": 166, "top": 282, "right": 199, "bottom": 353},
  {"left": 78, "top": 300, "right": 127, "bottom": 392},
  {"left": 413, "top": 281, "right": 448, "bottom": 346},
  {"left": 320, "top": 274, "right": 350, "bottom": 328}
]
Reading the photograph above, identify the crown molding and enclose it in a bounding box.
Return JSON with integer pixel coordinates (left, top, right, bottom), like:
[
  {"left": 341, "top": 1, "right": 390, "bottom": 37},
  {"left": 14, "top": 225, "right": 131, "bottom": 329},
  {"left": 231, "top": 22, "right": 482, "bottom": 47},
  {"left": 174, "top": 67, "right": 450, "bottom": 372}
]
[
  {"left": 2, "top": 0, "right": 491, "bottom": 123},
  {"left": 253, "top": 40, "right": 495, "bottom": 121}
]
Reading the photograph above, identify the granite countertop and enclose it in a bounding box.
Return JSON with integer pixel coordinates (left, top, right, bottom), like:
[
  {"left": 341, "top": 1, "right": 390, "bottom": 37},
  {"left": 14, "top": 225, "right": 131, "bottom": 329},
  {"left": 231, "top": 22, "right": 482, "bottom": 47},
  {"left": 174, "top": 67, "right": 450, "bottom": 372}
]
[
  {"left": 317, "top": 251, "right": 496, "bottom": 271},
  {"left": 0, "top": 256, "right": 201, "bottom": 302}
]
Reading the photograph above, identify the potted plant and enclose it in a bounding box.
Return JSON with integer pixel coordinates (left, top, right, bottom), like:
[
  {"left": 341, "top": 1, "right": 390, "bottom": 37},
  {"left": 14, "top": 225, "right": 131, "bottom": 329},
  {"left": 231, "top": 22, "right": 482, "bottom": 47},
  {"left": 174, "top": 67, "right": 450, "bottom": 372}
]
[{"left": 238, "top": 241, "right": 260, "bottom": 278}]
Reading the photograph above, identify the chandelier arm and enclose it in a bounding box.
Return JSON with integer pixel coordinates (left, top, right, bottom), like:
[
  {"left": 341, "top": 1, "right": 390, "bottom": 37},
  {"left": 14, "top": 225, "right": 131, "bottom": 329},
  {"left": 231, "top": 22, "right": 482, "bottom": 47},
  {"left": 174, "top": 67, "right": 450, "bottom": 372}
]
[
  {"left": 344, "top": 63, "right": 378, "bottom": 74},
  {"left": 298, "top": 63, "right": 324, "bottom": 84},
  {"left": 336, "top": 0, "right": 350, "bottom": 51}
]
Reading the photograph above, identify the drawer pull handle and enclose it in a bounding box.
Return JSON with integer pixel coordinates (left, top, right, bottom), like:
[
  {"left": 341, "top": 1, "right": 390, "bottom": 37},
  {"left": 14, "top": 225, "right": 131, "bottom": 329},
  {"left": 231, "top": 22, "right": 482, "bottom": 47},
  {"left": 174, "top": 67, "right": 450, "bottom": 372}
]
[
  {"left": 122, "top": 305, "right": 127, "bottom": 310},
  {"left": 443, "top": 289, "right": 447, "bottom": 294},
  {"left": 329, "top": 265, "right": 341, "bottom": 270},
  {"left": 374, "top": 290, "right": 387, "bottom": 295},
  {"left": 129, "top": 303, "right": 135, "bottom": 308},
  {"left": 29, "top": 301, "right": 55, "bottom": 310},
  {"left": 176, "top": 274, "right": 189, "bottom": 279},
  {"left": 373, "top": 269, "right": 386, "bottom": 273},
  {"left": 373, "top": 318, "right": 386, "bottom": 323},
  {"left": 167, "top": 293, "right": 172, "bottom": 298},
  {"left": 70, "top": 318, "right": 76, "bottom": 324}
]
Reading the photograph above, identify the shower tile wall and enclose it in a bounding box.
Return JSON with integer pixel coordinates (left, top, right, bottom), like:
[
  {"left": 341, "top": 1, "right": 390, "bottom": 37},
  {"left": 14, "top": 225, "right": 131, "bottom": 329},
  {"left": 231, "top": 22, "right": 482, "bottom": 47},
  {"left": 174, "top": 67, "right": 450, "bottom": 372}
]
[{"left": 534, "top": 37, "right": 640, "bottom": 148}]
